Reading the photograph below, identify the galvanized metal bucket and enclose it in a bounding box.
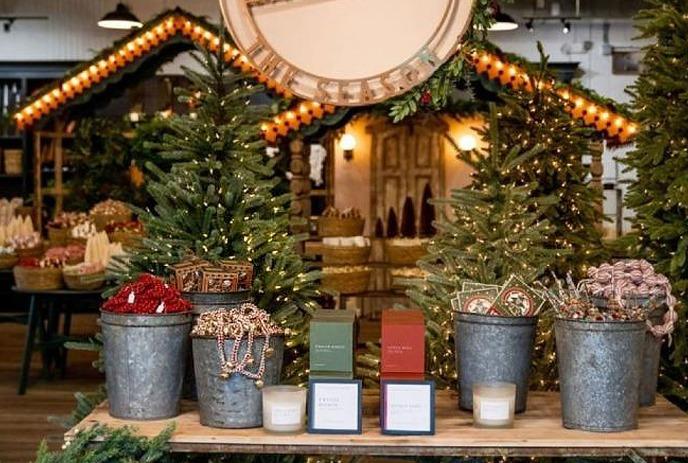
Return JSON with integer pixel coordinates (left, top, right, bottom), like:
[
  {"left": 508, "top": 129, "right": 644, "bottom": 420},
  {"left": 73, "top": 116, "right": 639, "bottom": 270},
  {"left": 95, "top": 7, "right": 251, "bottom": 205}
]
[
  {"left": 192, "top": 334, "right": 284, "bottom": 428},
  {"left": 182, "top": 291, "right": 252, "bottom": 400},
  {"left": 555, "top": 318, "right": 645, "bottom": 432},
  {"left": 454, "top": 312, "right": 537, "bottom": 413},
  {"left": 640, "top": 304, "right": 666, "bottom": 407},
  {"left": 184, "top": 290, "right": 252, "bottom": 320},
  {"left": 101, "top": 311, "right": 192, "bottom": 420}
]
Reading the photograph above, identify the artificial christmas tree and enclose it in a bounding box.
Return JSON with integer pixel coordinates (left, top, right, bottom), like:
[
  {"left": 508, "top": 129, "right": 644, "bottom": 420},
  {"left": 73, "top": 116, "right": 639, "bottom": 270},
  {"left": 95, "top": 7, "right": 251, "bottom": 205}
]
[
  {"left": 472, "top": 48, "right": 605, "bottom": 278},
  {"left": 625, "top": 0, "right": 688, "bottom": 408},
  {"left": 118, "top": 46, "right": 320, "bottom": 382},
  {"left": 407, "top": 104, "right": 562, "bottom": 386}
]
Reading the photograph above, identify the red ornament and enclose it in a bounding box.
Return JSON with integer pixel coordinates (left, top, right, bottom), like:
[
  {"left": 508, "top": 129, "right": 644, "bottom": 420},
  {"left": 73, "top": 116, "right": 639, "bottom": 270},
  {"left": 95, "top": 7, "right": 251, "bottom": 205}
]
[
  {"left": 103, "top": 274, "right": 191, "bottom": 314},
  {"left": 420, "top": 91, "right": 432, "bottom": 105}
]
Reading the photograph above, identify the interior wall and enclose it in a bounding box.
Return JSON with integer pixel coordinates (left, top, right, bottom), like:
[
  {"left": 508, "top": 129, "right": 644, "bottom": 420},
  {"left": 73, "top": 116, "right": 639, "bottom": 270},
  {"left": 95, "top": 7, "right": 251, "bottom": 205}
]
[{"left": 332, "top": 115, "right": 480, "bottom": 235}]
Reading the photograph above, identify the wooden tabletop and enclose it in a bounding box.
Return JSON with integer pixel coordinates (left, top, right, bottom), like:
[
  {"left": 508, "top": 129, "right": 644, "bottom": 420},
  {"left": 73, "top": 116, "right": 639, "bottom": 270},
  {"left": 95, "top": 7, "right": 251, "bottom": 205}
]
[{"left": 66, "top": 391, "right": 688, "bottom": 458}]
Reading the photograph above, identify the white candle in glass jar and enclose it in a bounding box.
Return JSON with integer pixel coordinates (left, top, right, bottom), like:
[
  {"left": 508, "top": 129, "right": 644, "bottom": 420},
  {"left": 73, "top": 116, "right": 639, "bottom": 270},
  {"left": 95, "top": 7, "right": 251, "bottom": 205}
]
[
  {"left": 472, "top": 382, "right": 516, "bottom": 428},
  {"left": 262, "top": 385, "right": 307, "bottom": 433}
]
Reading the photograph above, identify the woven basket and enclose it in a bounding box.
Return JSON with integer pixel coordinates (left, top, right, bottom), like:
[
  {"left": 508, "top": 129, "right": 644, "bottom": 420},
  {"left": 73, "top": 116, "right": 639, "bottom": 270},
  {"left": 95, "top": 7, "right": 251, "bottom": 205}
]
[
  {"left": 318, "top": 217, "right": 365, "bottom": 237},
  {"left": 14, "top": 266, "right": 63, "bottom": 291},
  {"left": 385, "top": 241, "right": 427, "bottom": 266},
  {"left": 63, "top": 271, "right": 105, "bottom": 291},
  {"left": 321, "top": 269, "right": 371, "bottom": 294},
  {"left": 322, "top": 245, "right": 371, "bottom": 265},
  {"left": 48, "top": 227, "right": 71, "bottom": 246},
  {"left": 0, "top": 254, "right": 18, "bottom": 269},
  {"left": 3, "top": 149, "right": 22, "bottom": 175},
  {"left": 93, "top": 212, "right": 132, "bottom": 231},
  {"left": 16, "top": 244, "right": 43, "bottom": 259},
  {"left": 109, "top": 230, "right": 143, "bottom": 248}
]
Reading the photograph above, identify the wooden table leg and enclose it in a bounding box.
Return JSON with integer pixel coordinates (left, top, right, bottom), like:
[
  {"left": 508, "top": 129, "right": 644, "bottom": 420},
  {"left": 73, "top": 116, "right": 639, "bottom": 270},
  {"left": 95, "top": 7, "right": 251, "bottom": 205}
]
[
  {"left": 17, "top": 295, "right": 38, "bottom": 395},
  {"left": 45, "top": 299, "right": 60, "bottom": 376},
  {"left": 60, "top": 307, "right": 72, "bottom": 377}
]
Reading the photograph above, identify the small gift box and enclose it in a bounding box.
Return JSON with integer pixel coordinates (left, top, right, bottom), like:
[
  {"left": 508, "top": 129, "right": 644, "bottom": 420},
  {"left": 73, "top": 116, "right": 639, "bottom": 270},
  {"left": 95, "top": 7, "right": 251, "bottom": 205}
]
[
  {"left": 200, "top": 269, "right": 240, "bottom": 293},
  {"left": 381, "top": 309, "right": 425, "bottom": 380},
  {"left": 173, "top": 260, "right": 206, "bottom": 292},
  {"left": 309, "top": 309, "right": 355, "bottom": 379},
  {"left": 218, "top": 260, "right": 253, "bottom": 290}
]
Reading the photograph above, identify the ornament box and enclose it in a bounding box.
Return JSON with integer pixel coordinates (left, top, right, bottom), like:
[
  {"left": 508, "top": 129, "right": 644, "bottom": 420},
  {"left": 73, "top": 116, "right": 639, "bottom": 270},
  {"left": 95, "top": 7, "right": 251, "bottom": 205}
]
[
  {"left": 309, "top": 309, "right": 355, "bottom": 379},
  {"left": 380, "top": 309, "right": 425, "bottom": 380}
]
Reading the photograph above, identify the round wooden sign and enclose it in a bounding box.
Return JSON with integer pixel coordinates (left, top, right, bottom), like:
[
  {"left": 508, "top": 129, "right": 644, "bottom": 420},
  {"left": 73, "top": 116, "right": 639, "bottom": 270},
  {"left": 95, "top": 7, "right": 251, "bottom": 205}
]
[{"left": 220, "top": 0, "right": 475, "bottom": 106}]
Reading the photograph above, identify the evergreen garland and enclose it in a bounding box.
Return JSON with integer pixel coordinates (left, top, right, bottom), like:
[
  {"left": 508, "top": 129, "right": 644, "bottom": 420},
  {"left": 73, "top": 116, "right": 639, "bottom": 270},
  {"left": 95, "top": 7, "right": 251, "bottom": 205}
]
[{"left": 625, "top": 0, "right": 688, "bottom": 407}]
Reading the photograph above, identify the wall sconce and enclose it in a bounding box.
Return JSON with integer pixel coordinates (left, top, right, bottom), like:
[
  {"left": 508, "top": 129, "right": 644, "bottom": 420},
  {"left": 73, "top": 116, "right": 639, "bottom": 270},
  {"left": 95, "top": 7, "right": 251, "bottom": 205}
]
[
  {"left": 458, "top": 133, "right": 478, "bottom": 152},
  {"left": 340, "top": 133, "right": 356, "bottom": 162}
]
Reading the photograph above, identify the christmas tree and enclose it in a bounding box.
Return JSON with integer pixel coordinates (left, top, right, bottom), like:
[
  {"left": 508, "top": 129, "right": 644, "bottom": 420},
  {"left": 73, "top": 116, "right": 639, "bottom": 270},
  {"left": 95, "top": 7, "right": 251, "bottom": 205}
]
[
  {"left": 119, "top": 46, "right": 320, "bottom": 382},
  {"left": 625, "top": 0, "right": 688, "bottom": 407},
  {"left": 407, "top": 104, "right": 561, "bottom": 386},
  {"left": 471, "top": 48, "right": 605, "bottom": 278}
]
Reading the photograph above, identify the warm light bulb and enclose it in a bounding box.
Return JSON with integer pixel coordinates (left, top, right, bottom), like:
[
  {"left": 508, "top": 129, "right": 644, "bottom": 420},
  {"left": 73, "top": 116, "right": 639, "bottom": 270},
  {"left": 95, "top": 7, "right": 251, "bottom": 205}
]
[
  {"left": 340, "top": 133, "right": 357, "bottom": 151},
  {"left": 458, "top": 134, "right": 478, "bottom": 151}
]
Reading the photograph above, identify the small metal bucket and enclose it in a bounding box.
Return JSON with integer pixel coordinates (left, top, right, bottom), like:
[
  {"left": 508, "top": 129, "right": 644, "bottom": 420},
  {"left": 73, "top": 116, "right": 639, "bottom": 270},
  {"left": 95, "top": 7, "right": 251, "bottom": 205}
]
[
  {"left": 184, "top": 290, "right": 252, "bottom": 321},
  {"left": 192, "top": 334, "right": 284, "bottom": 428},
  {"left": 101, "top": 310, "right": 192, "bottom": 420},
  {"left": 555, "top": 318, "right": 645, "bottom": 432},
  {"left": 640, "top": 304, "right": 666, "bottom": 407},
  {"left": 454, "top": 312, "right": 537, "bottom": 413},
  {"left": 182, "top": 291, "right": 252, "bottom": 400}
]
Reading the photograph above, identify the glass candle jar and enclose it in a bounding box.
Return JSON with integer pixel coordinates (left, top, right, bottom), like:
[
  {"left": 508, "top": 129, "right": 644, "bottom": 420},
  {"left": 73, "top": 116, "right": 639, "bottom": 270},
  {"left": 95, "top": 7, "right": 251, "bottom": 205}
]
[
  {"left": 262, "top": 385, "right": 307, "bottom": 433},
  {"left": 472, "top": 382, "right": 516, "bottom": 428}
]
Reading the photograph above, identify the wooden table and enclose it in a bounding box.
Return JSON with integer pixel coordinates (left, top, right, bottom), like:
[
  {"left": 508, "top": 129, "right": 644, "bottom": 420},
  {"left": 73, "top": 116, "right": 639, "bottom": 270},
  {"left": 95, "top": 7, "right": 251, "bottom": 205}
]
[
  {"left": 13, "top": 287, "right": 104, "bottom": 395},
  {"left": 66, "top": 391, "right": 688, "bottom": 458}
]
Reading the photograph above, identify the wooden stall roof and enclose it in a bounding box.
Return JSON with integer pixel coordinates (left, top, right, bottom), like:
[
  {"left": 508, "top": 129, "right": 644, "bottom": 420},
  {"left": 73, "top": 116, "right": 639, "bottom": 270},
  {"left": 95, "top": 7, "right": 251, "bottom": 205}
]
[
  {"left": 66, "top": 391, "right": 688, "bottom": 458},
  {"left": 12, "top": 10, "right": 636, "bottom": 144}
]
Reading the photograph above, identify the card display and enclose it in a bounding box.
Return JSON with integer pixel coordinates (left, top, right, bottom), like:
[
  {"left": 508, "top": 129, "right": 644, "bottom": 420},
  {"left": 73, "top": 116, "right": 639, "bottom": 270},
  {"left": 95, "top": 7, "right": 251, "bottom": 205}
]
[
  {"left": 308, "top": 379, "right": 362, "bottom": 434},
  {"left": 380, "top": 380, "right": 435, "bottom": 435}
]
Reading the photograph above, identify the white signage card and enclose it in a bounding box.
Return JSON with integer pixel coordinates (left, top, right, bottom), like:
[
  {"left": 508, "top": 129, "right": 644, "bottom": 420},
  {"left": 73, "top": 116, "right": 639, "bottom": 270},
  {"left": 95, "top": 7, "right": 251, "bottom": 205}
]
[
  {"left": 382, "top": 381, "right": 435, "bottom": 435},
  {"left": 308, "top": 380, "right": 362, "bottom": 434}
]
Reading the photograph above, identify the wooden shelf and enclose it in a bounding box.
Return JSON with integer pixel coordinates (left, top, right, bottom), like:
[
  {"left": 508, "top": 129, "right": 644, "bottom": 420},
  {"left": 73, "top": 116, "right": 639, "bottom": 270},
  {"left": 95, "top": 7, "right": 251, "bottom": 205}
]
[{"left": 65, "top": 391, "right": 688, "bottom": 458}]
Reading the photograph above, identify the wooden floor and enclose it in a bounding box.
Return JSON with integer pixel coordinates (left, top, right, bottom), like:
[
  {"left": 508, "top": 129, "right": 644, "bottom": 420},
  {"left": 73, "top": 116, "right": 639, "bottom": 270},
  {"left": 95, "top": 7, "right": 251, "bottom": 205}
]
[{"left": 0, "top": 313, "right": 102, "bottom": 463}]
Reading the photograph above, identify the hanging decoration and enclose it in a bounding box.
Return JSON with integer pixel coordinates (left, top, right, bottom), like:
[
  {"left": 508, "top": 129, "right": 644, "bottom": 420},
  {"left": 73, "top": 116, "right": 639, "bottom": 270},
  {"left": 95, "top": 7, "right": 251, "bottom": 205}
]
[{"left": 12, "top": 9, "right": 637, "bottom": 145}]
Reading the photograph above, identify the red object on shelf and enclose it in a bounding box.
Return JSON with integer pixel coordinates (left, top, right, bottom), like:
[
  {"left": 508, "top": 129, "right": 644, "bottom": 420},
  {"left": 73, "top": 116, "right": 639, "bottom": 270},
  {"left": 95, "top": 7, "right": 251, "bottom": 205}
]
[{"left": 380, "top": 309, "right": 425, "bottom": 381}]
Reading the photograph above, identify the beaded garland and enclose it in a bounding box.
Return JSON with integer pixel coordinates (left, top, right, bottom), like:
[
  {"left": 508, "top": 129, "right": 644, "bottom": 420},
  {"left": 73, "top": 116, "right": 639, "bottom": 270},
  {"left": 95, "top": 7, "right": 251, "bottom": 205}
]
[
  {"left": 102, "top": 274, "right": 191, "bottom": 314},
  {"left": 191, "top": 304, "right": 283, "bottom": 388},
  {"left": 579, "top": 260, "right": 677, "bottom": 339}
]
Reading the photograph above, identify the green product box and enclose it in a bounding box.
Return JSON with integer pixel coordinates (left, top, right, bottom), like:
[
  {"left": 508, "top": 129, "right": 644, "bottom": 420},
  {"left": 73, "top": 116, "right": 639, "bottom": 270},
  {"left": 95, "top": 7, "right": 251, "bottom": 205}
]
[{"left": 309, "top": 309, "right": 355, "bottom": 379}]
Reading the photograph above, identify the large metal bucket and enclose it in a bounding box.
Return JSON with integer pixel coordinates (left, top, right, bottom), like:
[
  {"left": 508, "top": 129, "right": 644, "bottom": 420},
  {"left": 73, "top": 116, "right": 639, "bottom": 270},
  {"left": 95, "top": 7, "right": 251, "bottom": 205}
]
[
  {"left": 640, "top": 305, "right": 666, "bottom": 407},
  {"left": 101, "top": 311, "right": 191, "bottom": 420},
  {"left": 454, "top": 312, "right": 537, "bottom": 413},
  {"left": 555, "top": 318, "right": 645, "bottom": 432},
  {"left": 182, "top": 291, "right": 252, "bottom": 400},
  {"left": 192, "top": 335, "right": 284, "bottom": 428}
]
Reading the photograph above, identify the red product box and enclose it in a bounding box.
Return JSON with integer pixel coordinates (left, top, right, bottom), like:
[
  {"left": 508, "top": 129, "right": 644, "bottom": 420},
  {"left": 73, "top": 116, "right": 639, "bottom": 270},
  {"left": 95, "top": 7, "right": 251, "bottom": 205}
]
[{"left": 380, "top": 309, "right": 425, "bottom": 380}]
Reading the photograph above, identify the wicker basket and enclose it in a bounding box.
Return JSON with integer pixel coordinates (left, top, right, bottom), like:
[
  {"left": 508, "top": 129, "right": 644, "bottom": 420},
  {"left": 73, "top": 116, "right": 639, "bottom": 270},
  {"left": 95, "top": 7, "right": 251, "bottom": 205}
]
[
  {"left": 63, "top": 271, "right": 105, "bottom": 291},
  {"left": 48, "top": 227, "right": 71, "bottom": 246},
  {"left": 385, "top": 241, "right": 427, "bottom": 266},
  {"left": 3, "top": 149, "right": 22, "bottom": 175},
  {"left": 322, "top": 245, "right": 371, "bottom": 265},
  {"left": 0, "top": 254, "right": 18, "bottom": 269},
  {"left": 15, "top": 244, "right": 43, "bottom": 259},
  {"left": 93, "top": 212, "right": 132, "bottom": 231},
  {"left": 109, "top": 230, "right": 143, "bottom": 248},
  {"left": 321, "top": 269, "right": 371, "bottom": 294},
  {"left": 318, "top": 217, "right": 365, "bottom": 237},
  {"left": 14, "top": 266, "right": 63, "bottom": 291}
]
